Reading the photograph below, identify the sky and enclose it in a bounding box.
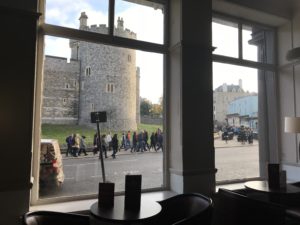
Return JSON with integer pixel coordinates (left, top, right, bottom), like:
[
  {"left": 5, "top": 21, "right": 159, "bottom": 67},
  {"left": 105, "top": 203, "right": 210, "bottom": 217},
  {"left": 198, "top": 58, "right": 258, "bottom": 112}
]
[{"left": 44, "top": 0, "right": 258, "bottom": 105}]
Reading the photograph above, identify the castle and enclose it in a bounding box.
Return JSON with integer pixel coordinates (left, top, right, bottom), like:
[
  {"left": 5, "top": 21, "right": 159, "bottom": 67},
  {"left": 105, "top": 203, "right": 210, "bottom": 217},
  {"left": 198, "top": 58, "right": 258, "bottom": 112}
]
[{"left": 42, "top": 12, "right": 140, "bottom": 131}]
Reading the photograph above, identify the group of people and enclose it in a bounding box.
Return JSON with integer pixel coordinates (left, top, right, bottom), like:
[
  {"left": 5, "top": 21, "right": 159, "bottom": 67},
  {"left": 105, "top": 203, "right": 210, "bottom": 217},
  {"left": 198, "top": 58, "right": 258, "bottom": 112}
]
[
  {"left": 65, "top": 133, "right": 88, "bottom": 157},
  {"left": 65, "top": 128, "right": 163, "bottom": 159}
]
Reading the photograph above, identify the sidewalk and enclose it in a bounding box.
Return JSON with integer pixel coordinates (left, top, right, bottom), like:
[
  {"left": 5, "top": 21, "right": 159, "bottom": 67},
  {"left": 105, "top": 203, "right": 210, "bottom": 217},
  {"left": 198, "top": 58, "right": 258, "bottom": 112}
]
[
  {"left": 62, "top": 147, "right": 162, "bottom": 160},
  {"left": 214, "top": 137, "right": 258, "bottom": 148}
]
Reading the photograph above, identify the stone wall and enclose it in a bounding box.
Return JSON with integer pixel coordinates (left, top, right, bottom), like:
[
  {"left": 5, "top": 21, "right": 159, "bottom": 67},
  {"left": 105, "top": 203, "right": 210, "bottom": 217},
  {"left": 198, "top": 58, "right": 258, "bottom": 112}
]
[
  {"left": 42, "top": 15, "right": 139, "bottom": 131},
  {"left": 42, "top": 56, "right": 80, "bottom": 124}
]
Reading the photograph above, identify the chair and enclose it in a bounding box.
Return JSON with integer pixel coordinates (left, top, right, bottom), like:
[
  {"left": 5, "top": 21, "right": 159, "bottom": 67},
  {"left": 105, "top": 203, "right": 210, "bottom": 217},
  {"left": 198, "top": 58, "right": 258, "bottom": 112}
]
[
  {"left": 156, "top": 193, "right": 213, "bottom": 225},
  {"left": 22, "top": 210, "right": 90, "bottom": 225},
  {"left": 211, "top": 188, "right": 286, "bottom": 225}
]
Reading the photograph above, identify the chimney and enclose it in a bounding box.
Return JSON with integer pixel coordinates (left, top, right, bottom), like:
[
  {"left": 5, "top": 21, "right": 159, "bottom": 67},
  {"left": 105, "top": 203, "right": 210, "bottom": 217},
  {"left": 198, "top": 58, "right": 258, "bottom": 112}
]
[
  {"left": 238, "top": 79, "right": 243, "bottom": 89},
  {"left": 117, "top": 17, "right": 124, "bottom": 30},
  {"left": 79, "top": 12, "right": 88, "bottom": 28},
  {"left": 222, "top": 83, "right": 227, "bottom": 92}
]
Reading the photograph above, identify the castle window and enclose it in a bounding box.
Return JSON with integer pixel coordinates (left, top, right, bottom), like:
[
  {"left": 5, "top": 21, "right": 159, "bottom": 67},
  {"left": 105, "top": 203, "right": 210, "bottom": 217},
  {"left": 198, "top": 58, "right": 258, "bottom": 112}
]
[
  {"left": 106, "top": 83, "right": 114, "bottom": 93},
  {"left": 63, "top": 98, "right": 67, "bottom": 104},
  {"left": 74, "top": 81, "right": 77, "bottom": 87},
  {"left": 85, "top": 67, "right": 91, "bottom": 76},
  {"left": 91, "top": 103, "right": 95, "bottom": 111},
  {"left": 65, "top": 83, "right": 69, "bottom": 89},
  {"left": 128, "top": 54, "right": 131, "bottom": 62}
]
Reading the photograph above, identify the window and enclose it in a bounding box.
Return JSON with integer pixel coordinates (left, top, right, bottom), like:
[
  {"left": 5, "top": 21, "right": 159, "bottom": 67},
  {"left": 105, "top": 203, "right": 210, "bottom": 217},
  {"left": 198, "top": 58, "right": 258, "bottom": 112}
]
[
  {"left": 32, "top": 0, "right": 166, "bottom": 204},
  {"left": 212, "top": 15, "right": 276, "bottom": 184},
  {"left": 85, "top": 67, "right": 91, "bottom": 76},
  {"left": 106, "top": 83, "right": 114, "bottom": 93}
]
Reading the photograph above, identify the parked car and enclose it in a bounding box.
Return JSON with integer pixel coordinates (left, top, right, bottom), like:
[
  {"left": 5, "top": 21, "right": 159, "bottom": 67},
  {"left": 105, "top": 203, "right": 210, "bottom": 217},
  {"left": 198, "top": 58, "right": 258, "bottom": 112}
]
[
  {"left": 221, "top": 131, "right": 234, "bottom": 140},
  {"left": 39, "top": 139, "right": 64, "bottom": 190}
]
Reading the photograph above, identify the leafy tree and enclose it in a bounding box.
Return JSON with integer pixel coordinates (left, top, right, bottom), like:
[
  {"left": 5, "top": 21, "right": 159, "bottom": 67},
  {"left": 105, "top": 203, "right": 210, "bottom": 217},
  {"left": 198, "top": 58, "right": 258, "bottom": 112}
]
[{"left": 140, "top": 98, "right": 152, "bottom": 116}]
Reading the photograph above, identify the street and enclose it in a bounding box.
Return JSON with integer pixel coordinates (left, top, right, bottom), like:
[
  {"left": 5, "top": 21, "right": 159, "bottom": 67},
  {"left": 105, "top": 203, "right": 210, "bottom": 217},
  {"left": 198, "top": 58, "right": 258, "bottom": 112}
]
[{"left": 40, "top": 139, "right": 259, "bottom": 199}]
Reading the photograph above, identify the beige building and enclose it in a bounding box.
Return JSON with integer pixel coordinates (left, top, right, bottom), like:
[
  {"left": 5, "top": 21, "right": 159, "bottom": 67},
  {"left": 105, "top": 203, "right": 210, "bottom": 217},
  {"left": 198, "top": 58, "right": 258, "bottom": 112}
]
[{"left": 213, "top": 79, "right": 250, "bottom": 126}]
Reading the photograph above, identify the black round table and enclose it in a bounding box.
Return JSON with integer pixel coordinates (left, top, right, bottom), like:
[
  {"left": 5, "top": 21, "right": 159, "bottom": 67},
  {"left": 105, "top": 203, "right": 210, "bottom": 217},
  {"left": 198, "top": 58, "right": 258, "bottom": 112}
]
[
  {"left": 90, "top": 196, "right": 162, "bottom": 224},
  {"left": 245, "top": 180, "right": 300, "bottom": 194}
]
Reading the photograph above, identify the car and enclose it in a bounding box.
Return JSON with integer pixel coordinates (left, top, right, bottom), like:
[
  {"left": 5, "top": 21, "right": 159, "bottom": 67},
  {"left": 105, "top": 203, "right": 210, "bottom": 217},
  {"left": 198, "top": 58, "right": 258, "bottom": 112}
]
[
  {"left": 221, "top": 131, "right": 234, "bottom": 140},
  {"left": 39, "top": 139, "right": 64, "bottom": 190}
]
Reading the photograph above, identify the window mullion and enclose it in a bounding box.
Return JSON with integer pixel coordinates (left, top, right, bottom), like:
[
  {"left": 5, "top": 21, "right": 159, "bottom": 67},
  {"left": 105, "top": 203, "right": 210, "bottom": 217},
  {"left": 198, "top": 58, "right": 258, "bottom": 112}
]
[
  {"left": 238, "top": 22, "right": 243, "bottom": 59},
  {"left": 109, "top": 0, "right": 115, "bottom": 36}
]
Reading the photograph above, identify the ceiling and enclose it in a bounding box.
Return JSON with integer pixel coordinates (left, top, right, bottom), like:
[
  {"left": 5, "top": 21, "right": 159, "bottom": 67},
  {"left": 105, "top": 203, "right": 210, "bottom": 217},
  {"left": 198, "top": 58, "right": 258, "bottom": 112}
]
[{"left": 224, "top": 0, "right": 294, "bottom": 19}]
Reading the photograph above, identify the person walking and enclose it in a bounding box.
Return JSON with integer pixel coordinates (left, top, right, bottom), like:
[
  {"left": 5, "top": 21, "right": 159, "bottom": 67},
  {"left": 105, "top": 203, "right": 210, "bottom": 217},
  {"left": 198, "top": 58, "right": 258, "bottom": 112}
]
[
  {"left": 93, "top": 133, "right": 100, "bottom": 155},
  {"left": 65, "top": 134, "right": 74, "bottom": 157},
  {"left": 78, "top": 135, "right": 88, "bottom": 156},
  {"left": 111, "top": 134, "right": 118, "bottom": 159},
  {"left": 72, "top": 133, "right": 81, "bottom": 157},
  {"left": 150, "top": 132, "right": 156, "bottom": 151},
  {"left": 101, "top": 134, "right": 108, "bottom": 158},
  {"left": 131, "top": 131, "right": 137, "bottom": 153},
  {"left": 106, "top": 132, "right": 112, "bottom": 151},
  {"left": 119, "top": 132, "right": 126, "bottom": 151}
]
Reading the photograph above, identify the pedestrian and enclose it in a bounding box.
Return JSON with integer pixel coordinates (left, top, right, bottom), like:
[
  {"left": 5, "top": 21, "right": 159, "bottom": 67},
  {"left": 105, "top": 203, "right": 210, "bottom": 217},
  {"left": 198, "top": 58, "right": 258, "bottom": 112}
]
[
  {"left": 106, "top": 132, "right": 112, "bottom": 151},
  {"left": 126, "top": 131, "right": 131, "bottom": 149},
  {"left": 65, "top": 134, "right": 74, "bottom": 157},
  {"left": 78, "top": 135, "right": 88, "bottom": 156},
  {"left": 93, "top": 133, "right": 100, "bottom": 155},
  {"left": 144, "top": 130, "right": 150, "bottom": 151},
  {"left": 150, "top": 132, "right": 156, "bottom": 151},
  {"left": 119, "top": 132, "right": 126, "bottom": 151},
  {"left": 131, "top": 131, "right": 137, "bottom": 153},
  {"left": 72, "top": 133, "right": 81, "bottom": 157},
  {"left": 111, "top": 133, "right": 118, "bottom": 159},
  {"left": 101, "top": 134, "right": 108, "bottom": 158}
]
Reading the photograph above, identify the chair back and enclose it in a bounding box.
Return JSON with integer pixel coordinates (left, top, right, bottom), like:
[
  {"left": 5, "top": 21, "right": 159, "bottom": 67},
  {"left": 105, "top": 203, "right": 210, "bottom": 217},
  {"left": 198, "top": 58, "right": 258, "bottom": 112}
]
[
  {"left": 157, "top": 193, "right": 213, "bottom": 225},
  {"left": 22, "top": 211, "right": 90, "bottom": 225},
  {"left": 212, "top": 188, "right": 286, "bottom": 225}
]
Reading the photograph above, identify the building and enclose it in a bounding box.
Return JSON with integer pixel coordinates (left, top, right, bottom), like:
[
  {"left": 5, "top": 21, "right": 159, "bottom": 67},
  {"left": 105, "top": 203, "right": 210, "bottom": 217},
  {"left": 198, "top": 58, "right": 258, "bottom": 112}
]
[
  {"left": 42, "top": 13, "right": 140, "bottom": 130},
  {"left": 2, "top": 1, "right": 300, "bottom": 224},
  {"left": 213, "top": 79, "right": 250, "bottom": 125},
  {"left": 227, "top": 95, "right": 258, "bottom": 129}
]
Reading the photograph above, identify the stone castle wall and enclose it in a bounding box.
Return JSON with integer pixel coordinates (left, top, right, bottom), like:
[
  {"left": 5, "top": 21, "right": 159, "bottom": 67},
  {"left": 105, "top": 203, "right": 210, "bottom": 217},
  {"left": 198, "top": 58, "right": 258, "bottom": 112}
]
[
  {"left": 42, "top": 56, "right": 80, "bottom": 124},
  {"left": 42, "top": 14, "right": 139, "bottom": 131}
]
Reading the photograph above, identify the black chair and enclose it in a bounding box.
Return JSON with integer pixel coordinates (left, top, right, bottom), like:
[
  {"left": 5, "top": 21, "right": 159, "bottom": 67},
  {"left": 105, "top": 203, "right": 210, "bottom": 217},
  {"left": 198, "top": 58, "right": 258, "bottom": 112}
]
[
  {"left": 211, "top": 188, "right": 286, "bottom": 225},
  {"left": 156, "top": 193, "right": 213, "bottom": 225},
  {"left": 22, "top": 210, "right": 90, "bottom": 225}
]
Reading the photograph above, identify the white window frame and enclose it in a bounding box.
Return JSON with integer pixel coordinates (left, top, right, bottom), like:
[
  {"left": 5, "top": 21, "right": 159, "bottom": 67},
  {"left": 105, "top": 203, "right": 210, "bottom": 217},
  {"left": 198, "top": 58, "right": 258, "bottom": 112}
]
[
  {"left": 212, "top": 13, "right": 278, "bottom": 185},
  {"left": 31, "top": 0, "right": 168, "bottom": 205}
]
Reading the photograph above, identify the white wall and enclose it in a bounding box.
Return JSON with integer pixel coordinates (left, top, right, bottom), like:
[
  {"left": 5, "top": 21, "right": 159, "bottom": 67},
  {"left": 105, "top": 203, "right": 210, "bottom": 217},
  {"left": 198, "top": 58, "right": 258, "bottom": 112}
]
[{"left": 278, "top": 5, "right": 300, "bottom": 181}]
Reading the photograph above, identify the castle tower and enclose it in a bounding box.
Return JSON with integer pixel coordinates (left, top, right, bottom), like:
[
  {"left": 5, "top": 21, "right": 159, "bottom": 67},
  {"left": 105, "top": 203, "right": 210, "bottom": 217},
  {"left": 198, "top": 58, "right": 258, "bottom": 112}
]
[
  {"left": 79, "top": 12, "right": 88, "bottom": 29},
  {"left": 117, "top": 17, "right": 124, "bottom": 30},
  {"left": 75, "top": 12, "right": 138, "bottom": 130},
  {"left": 136, "top": 67, "right": 141, "bottom": 124},
  {"left": 239, "top": 79, "right": 243, "bottom": 89}
]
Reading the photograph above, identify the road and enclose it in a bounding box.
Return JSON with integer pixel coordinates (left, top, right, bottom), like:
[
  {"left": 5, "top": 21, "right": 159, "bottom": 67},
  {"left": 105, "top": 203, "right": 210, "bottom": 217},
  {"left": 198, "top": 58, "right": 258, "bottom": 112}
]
[{"left": 40, "top": 139, "right": 259, "bottom": 199}]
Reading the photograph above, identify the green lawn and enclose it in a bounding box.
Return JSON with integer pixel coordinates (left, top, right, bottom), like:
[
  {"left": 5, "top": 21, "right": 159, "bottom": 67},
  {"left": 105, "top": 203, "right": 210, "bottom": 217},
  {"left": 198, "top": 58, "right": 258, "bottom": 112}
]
[{"left": 42, "top": 123, "right": 162, "bottom": 148}]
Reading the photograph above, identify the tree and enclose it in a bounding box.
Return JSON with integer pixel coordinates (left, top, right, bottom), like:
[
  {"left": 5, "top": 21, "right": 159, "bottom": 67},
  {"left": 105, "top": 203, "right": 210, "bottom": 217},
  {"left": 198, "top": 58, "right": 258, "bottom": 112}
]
[{"left": 140, "top": 98, "right": 152, "bottom": 116}]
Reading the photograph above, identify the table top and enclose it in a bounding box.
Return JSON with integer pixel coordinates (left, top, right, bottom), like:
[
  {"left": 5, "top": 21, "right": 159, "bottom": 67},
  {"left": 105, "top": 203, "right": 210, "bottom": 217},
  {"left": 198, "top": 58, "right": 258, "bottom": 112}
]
[
  {"left": 244, "top": 180, "right": 300, "bottom": 194},
  {"left": 90, "top": 196, "right": 162, "bottom": 223}
]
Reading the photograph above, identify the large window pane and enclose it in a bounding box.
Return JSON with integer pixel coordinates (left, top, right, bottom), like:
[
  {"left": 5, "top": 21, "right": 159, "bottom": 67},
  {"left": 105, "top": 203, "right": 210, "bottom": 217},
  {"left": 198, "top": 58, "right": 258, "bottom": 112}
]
[
  {"left": 212, "top": 19, "right": 238, "bottom": 58},
  {"left": 45, "top": 0, "right": 109, "bottom": 34},
  {"left": 213, "top": 62, "right": 259, "bottom": 182},
  {"left": 115, "top": 0, "right": 164, "bottom": 44},
  {"left": 40, "top": 36, "right": 164, "bottom": 199}
]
